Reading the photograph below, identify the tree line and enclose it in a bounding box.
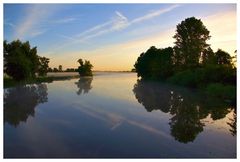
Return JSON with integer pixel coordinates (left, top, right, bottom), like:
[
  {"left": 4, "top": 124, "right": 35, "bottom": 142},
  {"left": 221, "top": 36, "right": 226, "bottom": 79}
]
[
  {"left": 4, "top": 40, "right": 93, "bottom": 81},
  {"left": 134, "top": 17, "right": 236, "bottom": 93}
]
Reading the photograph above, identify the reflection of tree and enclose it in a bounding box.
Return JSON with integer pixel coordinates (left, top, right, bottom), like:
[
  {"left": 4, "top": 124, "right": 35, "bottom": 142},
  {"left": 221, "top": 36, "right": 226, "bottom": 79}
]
[
  {"left": 169, "top": 105, "right": 204, "bottom": 143},
  {"left": 133, "top": 81, "right": 172, "bottom": 113},
  {"left": 75, "top": 77, "right": 93, "bottom": 95},
  {"left": 133, "top": 79, "right": 235, "bottom": 143},
  {"left": 227, "top": 108, "right": 236, "bottom": 136},
  {"left": 4, "top": 84, "right": 48, "bottom": 127}
]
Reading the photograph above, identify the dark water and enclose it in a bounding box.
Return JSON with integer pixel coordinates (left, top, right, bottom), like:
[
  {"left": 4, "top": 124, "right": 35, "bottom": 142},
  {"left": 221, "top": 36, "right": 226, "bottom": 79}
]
[{"left": 4, "top": 72, "right": 236, "bottom": 158}]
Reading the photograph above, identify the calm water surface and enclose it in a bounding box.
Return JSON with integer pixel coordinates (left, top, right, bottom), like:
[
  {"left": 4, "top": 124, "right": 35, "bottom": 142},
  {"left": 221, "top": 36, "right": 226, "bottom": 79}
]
[{"left": 4, "top": 72, "right": 236, "bottom": 158}]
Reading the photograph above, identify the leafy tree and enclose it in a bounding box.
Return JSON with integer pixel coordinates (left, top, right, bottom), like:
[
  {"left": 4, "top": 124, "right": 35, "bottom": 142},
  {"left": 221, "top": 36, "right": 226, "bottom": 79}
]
[
  {"left": 38, "top": 56, "right": 50, "bottom": 76},
  {"left": 53, "top": 68, "right": 58, "bottom": 72},
  {"left": 48, "top": 67, "right": 53, "bottom": 72},
  {"left": 4, "top": 40, "right": 39, "bottom": 80},
  {"left": 134, "top": 46, "right": 158, "bottom": 78},
  {"left": 201, "top": 47, "right": 215, "bottom": 65},
  {"left": 66, "top": 68, "right": 77, "bottom": 72},
  {"left": 59, "top": 65, "right": 63, "bottom": 72},
  {"left": 173, "top": 17, "right": 211, "bottom": 69},
  {"left": 77, "top": 59, "right": 93, "bottom": 76},
  {"left": 134, "top": 46, "right": 174, "bottom": 79},
  {"left": 215, "top": 49, "right": 232, "bottom": 65}
]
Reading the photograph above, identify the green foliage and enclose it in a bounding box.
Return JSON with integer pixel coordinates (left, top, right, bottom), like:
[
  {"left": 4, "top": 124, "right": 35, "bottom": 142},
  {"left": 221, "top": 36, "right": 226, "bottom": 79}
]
[
  {"left": 167, "top": 65, "right": 236, "bottom": 88},
  {"left": 173, "top": 17, "right": 210, "bottom": 69},
  {"left": 167, "top": 69, "right": 200, "bottom": 88},
  {"left": 215, "top": 49, "right": 233, "bottom": 65},
  {"left": 77, "top": 59, "right": 93, "bottom": 76},
  {"left": 38, "top": 56, "right": 50, "bottom": 76},
  {"left": 206, "top": 83, "right": 236, "bottom": 102},
  {"left": 4, "top": 40, "right": 50, "bottom": 80},
  {"left": 134, "top": 16, "right": 236, "bottom": 103},
  {"left": 134, "top": 46, "right": 173, "bottom": 80}
]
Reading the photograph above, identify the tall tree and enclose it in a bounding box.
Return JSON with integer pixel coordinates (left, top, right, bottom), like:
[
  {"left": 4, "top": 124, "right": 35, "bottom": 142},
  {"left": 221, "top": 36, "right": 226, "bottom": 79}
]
[
  {"left": 173, "top": 17, "right": 211, "bottom": 69},
  {"left": 201, "top": 47, "right": 215, "bottom": 65},
  {"left": 59, "top": 65, "right": 63, "bottom": 72},
  {"left": 38, "top": 56, "right": 50, "bottom": 76}
]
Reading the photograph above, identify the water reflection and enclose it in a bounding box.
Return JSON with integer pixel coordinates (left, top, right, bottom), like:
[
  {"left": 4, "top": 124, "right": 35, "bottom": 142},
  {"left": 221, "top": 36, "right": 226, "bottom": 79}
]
[
  {"left": 133, "top": 79, "right": 235, "bottom": 143},
  {"left": 227, "top": 108, "right": 236, "bottom": 136},
  {"left": 4, "top": 84, "right": 48, "bottom": 127},
  {"left": 75, "top": 77, "right": 93, "bottom": 95}
]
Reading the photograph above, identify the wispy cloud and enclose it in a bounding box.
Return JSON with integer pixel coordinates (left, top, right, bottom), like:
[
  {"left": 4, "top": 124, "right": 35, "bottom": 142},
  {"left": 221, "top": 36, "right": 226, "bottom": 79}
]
[
  {"left": 79, "top": 5, "right": 180, "bottom": 40},
  {"left": 14, "top": 5, "right": 55, "bottom": 39},
  {"left": 48, "top": 17, "right": 78, "bottom": 24},
  {"left": 57, "top": 33, "right": 78, "bottom": 41},
  {"left": 76, "top": 21, "right": 112, "bottom": 38},
  {"left": 29, "top": 30, "right": 47, "bottom": 38},
  {"left": 47, "top": 28, "right": 175, "bottom": 70},
  {"left": 51, "top": 11, "right": 129, "bottom": 50},
  {"left": 4, "top": 20, "right": 15, "bottom": 28},
  {"left": 55, "top": 4, "right": 180, "bottom": 49},
  {"left": 80, "top": 11, "right": 128, "bottom": 40},
  {"left": 131, "top": 4, "right": 180, "bottom": 24}
]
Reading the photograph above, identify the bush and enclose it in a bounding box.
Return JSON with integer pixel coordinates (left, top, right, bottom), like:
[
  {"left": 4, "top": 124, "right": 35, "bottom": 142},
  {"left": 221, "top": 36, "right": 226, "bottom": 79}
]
[
  {"left": 205, "top": 83, "right": 236, "bottom": 102},
  {"left": 167, "top": 69, "right": 201, "bottom": 88}
]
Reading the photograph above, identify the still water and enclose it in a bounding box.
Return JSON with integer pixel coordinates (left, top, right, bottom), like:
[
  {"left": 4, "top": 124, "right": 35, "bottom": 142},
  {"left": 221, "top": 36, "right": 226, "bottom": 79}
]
[{"left": 4, "top": 72, "right": 236, "bottom": 158}]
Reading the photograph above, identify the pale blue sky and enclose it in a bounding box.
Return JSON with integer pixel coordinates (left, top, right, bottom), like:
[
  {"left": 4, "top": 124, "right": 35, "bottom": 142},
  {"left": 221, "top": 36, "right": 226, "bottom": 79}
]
[{"left": 4, "top": 4, "right": 236, "bottom": 70}]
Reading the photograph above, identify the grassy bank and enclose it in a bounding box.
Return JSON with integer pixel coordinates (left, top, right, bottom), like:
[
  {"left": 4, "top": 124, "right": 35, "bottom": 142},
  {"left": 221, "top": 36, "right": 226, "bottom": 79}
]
[{"left": 165, "top": 67, "right": 236, "bottom": 102}]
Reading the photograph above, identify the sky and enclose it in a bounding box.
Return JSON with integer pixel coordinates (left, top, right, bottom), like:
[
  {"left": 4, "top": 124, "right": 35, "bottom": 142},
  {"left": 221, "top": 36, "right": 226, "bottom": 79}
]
[{"left": 4, "top": 3, "right": 236, "bottom": 71}]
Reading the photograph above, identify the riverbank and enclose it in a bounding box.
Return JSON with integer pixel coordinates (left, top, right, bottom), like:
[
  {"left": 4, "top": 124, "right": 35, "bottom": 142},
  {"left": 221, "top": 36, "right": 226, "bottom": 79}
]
[
  {"left": 4, "top": 74, "right": 80, "bottom": 88},
  {"left": 4, "top": 72, "right": 135, "bottom": 88}
]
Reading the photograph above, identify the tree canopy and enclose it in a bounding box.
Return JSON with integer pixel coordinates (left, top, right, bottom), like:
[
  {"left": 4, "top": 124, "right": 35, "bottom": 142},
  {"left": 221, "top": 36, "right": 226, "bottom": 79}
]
[
  {"left": 38, "top": 56, "right": 50, "bottom": 76},
  {"left": 134, "top": 46, "right": 173, "bottom": 80},
  {"left": 134, "top": 17, "right": 236, "bottom": 91},
  {"left": 4, "top": 40, "right": 50, "bottom": 80},
  {"left": 77, "top": 59, "right": 93, "bottom": 76},
  {"left": 173, "top": 17, "right": 211, "bottom": 69}
]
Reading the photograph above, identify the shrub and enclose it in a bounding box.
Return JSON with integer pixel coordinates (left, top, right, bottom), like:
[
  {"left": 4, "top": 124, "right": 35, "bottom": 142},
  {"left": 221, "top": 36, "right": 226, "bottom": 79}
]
[{"left": 205, "top": 83, "right": 236, "bottom": 102}]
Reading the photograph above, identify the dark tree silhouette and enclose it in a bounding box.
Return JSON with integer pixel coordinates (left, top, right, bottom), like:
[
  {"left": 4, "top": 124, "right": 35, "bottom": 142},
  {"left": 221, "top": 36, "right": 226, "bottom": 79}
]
[
  {"left": 38, "top": 56, "right": 50, "bottom": 76},
  {"left": 134, "top": 17, "right": 236, "bottom": 104},
  {"left": 173, "top": 17, "right": 210, "bottom": 69},
  {"left": 75, "top": 77, "right": 93, "bottom": 95},
  {"left": 53, "top": 68, "right": 59, "bottom": 72},
  {"left": 4, "top": 40, "right": 50, "bottom": 80},
  {"left": 215, "top": 49, "right": 232, "bottom": 65},
  {"left": 77, "top": 59, "right": 93, "bottom": 76},
  {"left": 134, "top": 46, "right": 173, "bottom": 79},
  {"left": 4, "top": 40, "right": 39, "bottom": 80},
  {"left": 59, "top": 65, "right": 63, "bottom": 72},
  {"left": 201, "top": 47, "right": 215, "bottom": 65},
  {"left": 4, "top": 84, "right": 48, "bottom": 127}
]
